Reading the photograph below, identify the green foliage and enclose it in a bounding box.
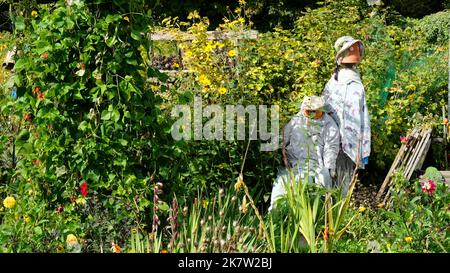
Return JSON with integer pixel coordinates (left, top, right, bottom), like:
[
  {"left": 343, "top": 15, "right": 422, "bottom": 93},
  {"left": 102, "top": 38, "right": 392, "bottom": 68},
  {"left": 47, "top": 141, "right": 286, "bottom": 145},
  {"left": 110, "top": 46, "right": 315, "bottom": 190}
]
[
  {"left": 337, "top": 172, "right": 450, "bottom": 253},
  {"left": 0, "top": 0, "right": 173, "bottom": 252},
  {"left": 418, "top": 10, "right": 450, "bottom": 44},
  {"left": 125, "top": 184, "right": 266, "bottom": 253},
  {"left": 0, "top": 0, "right": 449, "bottom": 253}
]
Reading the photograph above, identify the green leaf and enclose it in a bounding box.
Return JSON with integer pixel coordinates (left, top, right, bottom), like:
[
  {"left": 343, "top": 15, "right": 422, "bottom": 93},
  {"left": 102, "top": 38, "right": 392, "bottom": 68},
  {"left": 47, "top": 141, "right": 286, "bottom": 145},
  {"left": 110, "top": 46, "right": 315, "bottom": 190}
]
[
  {"left": 33, "top": 226, "right": 43, "bottom": 236},
  {"left": 56, "top": 166, "right": 67, "bottom": 177},
  {"left": 106, "top": 36, "right": 117, "bottom": 47},
  {"left": 13, "top": 59, "right": 26, "bottom": 71},
  {"left": 101, "top": 110, "right": 111, "bottom": 121},
  {"left": 112, "top": 108, "right": 120, "bottom": 122},
  {"left": 78, "top": 121, "right": 89, "bottom": 131},
  {"left": 15, "top": 16, "right": 25, "bottom": 31},
  {"left": 157, "top": 201, "right": 170, "bottom": 212},
  {"left": 131, "top": 30, "right": 142, "bottom": 41},
  {"left": 118, "top": 139, "right": 128, "bottom": 146}
]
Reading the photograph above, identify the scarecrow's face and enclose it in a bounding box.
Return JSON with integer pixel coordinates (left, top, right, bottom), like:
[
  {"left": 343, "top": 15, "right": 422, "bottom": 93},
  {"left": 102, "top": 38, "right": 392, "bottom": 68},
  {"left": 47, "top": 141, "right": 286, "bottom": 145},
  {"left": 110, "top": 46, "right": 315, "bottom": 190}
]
[
  {"left": 303, "top": 109, "right": 324, "bottom": 119},
  {"left": 341, "top": 42, "right": 362, "bottom": 64}
]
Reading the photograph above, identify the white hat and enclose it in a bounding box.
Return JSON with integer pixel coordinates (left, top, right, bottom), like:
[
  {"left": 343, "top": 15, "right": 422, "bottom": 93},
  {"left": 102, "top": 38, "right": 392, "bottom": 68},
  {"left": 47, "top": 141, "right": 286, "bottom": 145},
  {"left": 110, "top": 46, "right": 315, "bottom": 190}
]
[
  {"left": 301, "top": 96, "right": 326, "bottom": 111},
  {"left": 334, "top": 36, "right": 364, "bottom": 65}
]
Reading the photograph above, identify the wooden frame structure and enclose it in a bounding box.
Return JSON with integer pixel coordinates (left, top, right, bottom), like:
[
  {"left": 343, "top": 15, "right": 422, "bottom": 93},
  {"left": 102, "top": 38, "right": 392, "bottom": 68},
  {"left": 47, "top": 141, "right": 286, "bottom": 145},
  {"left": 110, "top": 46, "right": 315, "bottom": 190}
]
[{"left": 376, "top": 126, "right": 433, "bottom": 204}]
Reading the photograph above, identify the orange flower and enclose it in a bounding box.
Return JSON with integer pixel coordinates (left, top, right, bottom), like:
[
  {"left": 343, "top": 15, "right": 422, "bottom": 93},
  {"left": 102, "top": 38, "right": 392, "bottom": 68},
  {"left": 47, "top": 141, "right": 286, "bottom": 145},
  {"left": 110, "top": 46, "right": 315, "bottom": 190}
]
[
  {"left": 23, "top": 113, "right": 31, "bottom": 122},
  {"left": 40, "top": 54, "right": 48, "bottom": 59},
  {"left": 111, "top": 242, "right": 122, "bottom": 253},
  {"left": 33, "top": 87, "right": 40, "bottom": 94},
  {"left": 37, "top": 92, "right": 45, "bottom": 101},
  {"left": 32, "top": 159, "right": 41, "bottom": 165}
]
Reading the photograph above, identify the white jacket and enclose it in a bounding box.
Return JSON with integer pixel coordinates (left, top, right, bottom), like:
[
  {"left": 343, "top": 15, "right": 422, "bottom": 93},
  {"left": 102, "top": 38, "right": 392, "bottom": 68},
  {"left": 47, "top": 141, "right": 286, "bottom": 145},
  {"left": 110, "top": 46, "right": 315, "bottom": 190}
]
[
  {"left": 322, "top": 67, "right": 371, "bottom": 167},
  {"left": 283, "top": 111, "right": 340, "bottom": 173}
]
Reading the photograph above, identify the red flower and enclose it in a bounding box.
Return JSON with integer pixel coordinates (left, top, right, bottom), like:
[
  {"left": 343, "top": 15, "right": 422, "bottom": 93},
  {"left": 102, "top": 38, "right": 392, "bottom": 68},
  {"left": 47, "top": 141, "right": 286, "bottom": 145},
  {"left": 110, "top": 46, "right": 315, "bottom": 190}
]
[
  {"left": 56, "top": 205, "right": 64, "bottom": 213},
  {"left": 37, "top": 92, "right": 45, "bottom": 101},
  {"left": 41, "top": 54, "right": 48, "bottom": 59},
  {"left": 421, "top": 179, "right": 436, "bottom": 196},
  {"left": 80, "top": 181, "right": 88, "bottom": 197},
  {"left": 32, "top": 87, "right": 40, "bottom": 94}
]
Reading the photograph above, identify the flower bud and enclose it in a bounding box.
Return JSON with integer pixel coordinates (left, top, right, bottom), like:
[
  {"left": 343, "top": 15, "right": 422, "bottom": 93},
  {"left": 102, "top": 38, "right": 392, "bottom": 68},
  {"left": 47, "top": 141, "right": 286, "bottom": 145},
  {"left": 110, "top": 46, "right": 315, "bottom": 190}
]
[{"left": 219, "top": 188, "right": 224, "bottom": 197}]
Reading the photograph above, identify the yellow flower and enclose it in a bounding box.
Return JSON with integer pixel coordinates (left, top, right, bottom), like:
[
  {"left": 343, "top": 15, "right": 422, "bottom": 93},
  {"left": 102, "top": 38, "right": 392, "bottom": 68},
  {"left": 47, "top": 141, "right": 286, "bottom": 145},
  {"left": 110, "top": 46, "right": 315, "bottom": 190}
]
[
  {"left": 198, "top": 74, "right": 211, "bottom": 86},
  {"left": 31, "top": 10, "right": 38, "bottom": 18},
  {"left": 218, "top": 87, "right": 227, "bottom": 95},
  {"left": 404, "top": 236, "right": 413, "bottom": 243},
  {"left": 228, "top": 49, "right": 236, "bottom": 57},
  {"left": 310, "top": 61, "right": 320, "bottom": 68},
  {"left": 3, "top": 196, "right": 16, "bottom": 209},
  {"left": 234, "top": 7, "right": 241, "bottom": 13},
  {"left": 185, "top": 50, "right": 193, "bottom": 58},
  {"left": 376, "top": 203, "right": 385, "bottom": 208},
  {"left": 24, "top": 215, "right": 31, "bottom": 223},
  {"left": 358, "top": 206, "right": 366, "bottom": 213},
  {"left": 405, "top": 84, "right": 416, "bottom": 91},
  {"left": 238, "top": 0, "right": 246, "bottom": 5},
  {"left": 234, "top": 174, "right": 244, "bottom": 192},
  {"left": 202, "top": 199, "right": 209, "bottom": 209},
  {"left": 216, "top": 43, "right": 225, "bottom": 49},
  {"left": 204, "top": 44, "right": 213, "bottom": 52},
  {"left": 66, "top": 234, "right": 78, "bottom": 246},
  {"left": 123, "top": 16, "right": 129, "bottom": 22},
  {"left": 75, "top": 197, "right": 87, "bottom": 205}
]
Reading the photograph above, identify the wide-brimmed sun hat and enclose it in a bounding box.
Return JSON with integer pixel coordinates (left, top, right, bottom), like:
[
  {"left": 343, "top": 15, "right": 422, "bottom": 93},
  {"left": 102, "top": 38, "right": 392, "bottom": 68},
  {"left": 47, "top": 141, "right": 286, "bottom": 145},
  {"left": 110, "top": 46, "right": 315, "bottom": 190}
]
[
  {"left": 301, "top": 95, "right": 326, "bottom": 111},
  {"left": 334, "top": 36, "right": 364, "bottom": 65}
]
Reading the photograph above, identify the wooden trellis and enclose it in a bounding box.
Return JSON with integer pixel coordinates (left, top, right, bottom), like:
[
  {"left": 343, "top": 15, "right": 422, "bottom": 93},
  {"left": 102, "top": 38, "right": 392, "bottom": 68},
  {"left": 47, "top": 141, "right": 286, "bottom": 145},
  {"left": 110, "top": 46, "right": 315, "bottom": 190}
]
[{"left": 376, "top": 126, "right": 433, "bottom": 204}]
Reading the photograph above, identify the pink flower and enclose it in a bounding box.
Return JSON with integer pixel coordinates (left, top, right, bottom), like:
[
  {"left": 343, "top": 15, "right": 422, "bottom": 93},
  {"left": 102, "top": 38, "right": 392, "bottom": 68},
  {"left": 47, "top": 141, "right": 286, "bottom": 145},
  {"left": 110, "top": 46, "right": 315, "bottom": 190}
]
[
  {"left": 421, "top": 180, "right": 436, "bottom": 196},
  {"left": 400, "top": 136, "right": 409, "bottom": 144}
]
